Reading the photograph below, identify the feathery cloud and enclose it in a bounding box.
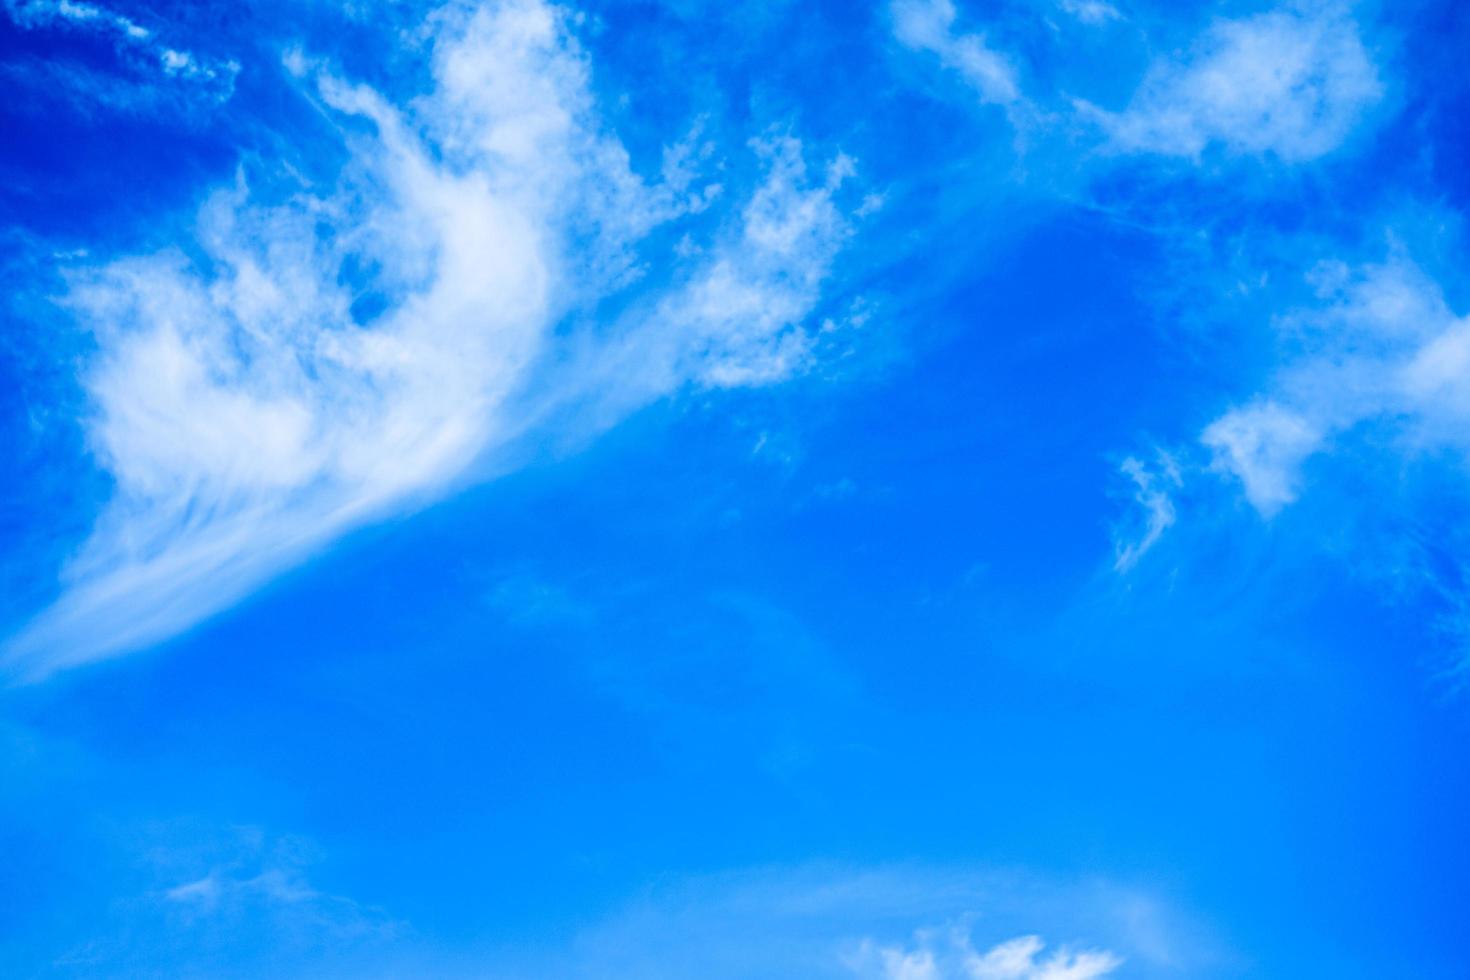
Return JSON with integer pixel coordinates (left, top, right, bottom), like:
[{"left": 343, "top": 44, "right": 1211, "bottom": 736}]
[
  {"left": 1113, "top": 453, "right": 1181, "bottom": 571},
  {"left": 3, "top": 0, "right": 863, "bottom": 678}
]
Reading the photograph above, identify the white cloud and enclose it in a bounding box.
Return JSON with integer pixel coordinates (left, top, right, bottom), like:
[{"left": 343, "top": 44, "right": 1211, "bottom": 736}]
[
  {"left": 4, "top": 0, "right": 149, "bottom": 39},
  {"left": 3, "top": 0, "right": 238, "bottom": 99},
  {"left": 891, "top": 0, "right": 1021, "bottom": 106},
  {"left": 848, "top": 929, "right": 1123, "bottom": 980},
  {"left": 1113, "top": 453, "right": 1181, "bottom": 571},
  {"left": 1058, "top": 0, "right": 1122, "bottom": 26},
  {"left": 1202, "top": 252, "right": 1470, "bottom": 515},
  {"left": 3, "top": 0, "right": 863, "bottom": 678},
  {"left": 1202, "top": 402, "right": 1322, "bottom": 516},
  {"left": 507, "top": 864, "right": 1207, "bottom": 980},
  {"left": 1081, "top": 2, "right": 1381, "bottom": 162}
]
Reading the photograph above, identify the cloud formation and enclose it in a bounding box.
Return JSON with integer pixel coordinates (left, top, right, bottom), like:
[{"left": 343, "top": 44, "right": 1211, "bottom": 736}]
[
  {"left": 890, "top": 0, "right": 1021, "bottom": 106},
  {"left": 888, "top": 0, "right": 1381, "bottom": 179},
  {"left": 1081, "top": 2, "right": 1381, "bottom": 161},
  {"left": 2, "top": 0, "right": 238, "bottom": 109},
  {"left": 513, "top": 864, "right": 1203, "bottom": 980},
  {"left": 4, "top": 0, "right": 862, "bottom": 677},
  {"left": 1113, "top": 453, "right": 1181, "bottom": 571},
  {"left": 1057, "top": 1, "right": 1122, "bottom": 27},
  {"left": 1204, "top": 251, "right": 1470, "bottom": 516},
  {"left": 848, "top": 930, "right": 1122, "bottom": 980}
]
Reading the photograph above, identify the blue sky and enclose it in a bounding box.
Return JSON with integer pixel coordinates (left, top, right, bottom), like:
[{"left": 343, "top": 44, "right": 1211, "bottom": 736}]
[{"left": 2, "top": 0, "right": 1469, "bottom": 976}]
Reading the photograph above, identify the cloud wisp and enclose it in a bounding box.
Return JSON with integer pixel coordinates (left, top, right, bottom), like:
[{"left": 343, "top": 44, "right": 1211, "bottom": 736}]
[
  {"left": 1113, "top": 453, "right": 1181, "bottom": 572},
  {"left": 4, "top": 0, "right": 863, "bottom": 678}
]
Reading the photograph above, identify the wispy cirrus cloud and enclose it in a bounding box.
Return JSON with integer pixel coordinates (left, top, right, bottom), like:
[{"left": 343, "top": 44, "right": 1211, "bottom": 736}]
[
  {"left": 54, "top": 823, "right": 396, "bottom": 973},
  {"left": 3, "top": 0, "right": 865, "bottom": 678},
  {"left": 1113, "top": 453, "right": 1181, "bottom": 572},
  {"left": 4, "top": 0, "right": 151, "bottom": 41},
  {"left": 2, "top": 0, "right": 238, "bottom": 111}
]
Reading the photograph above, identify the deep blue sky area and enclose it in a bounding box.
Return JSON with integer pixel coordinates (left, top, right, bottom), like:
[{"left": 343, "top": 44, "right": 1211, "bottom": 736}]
[{"left": 2, "top": 1, "right": 1469, "bottom": 978}]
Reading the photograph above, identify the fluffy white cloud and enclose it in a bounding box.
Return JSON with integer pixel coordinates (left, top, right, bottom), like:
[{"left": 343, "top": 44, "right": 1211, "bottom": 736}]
[
  {"left": 848, "top": 929, "right": 1122, "bottom": 980},
  {"left": 1203, "top": 252, "right": 1470, "bottom": 515},
  {"left": 890, "top": 0, "right": 1020, "bottom": 105},
  {"left": 1081, "top": 2, "right": 1381, "bottom": 162},
  {"left": 4, "top": 0, "right": 862, "bottom": 677}
]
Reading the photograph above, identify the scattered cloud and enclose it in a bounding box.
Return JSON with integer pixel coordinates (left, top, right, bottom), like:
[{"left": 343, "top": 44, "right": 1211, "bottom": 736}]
[
  {"left": 848, "top": 930, "right": 1122, "bottom": 980},
  {"left": 890, "top": 0, "right": 1021, "bottom": 106},
  {"left": 2, "top": 0, "right": 238, "bottom": 110},
  {"left": 498, "top": 864, "right": 1213, "bottom": 980},
  {"left": 47, "top": 859, "right": 1215, "bottom": 977},
  {"left": 5, "top": 0, "right": 152, "bottom": 43},
  {"left": 1079, "top": 2, "right": 1382, "bottom": 161},
  {"left": 53, "top": 824, "right": 395, "bottom": 974},
  {"left": 2, "top": 0, "right": 865, "bottom": 678},
  {"left": 1202, "top": 250, "right": 1470, "bottom": 516},
  {"left": 1057, "top": 0, "right": 1122, "bottom": 27}
]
